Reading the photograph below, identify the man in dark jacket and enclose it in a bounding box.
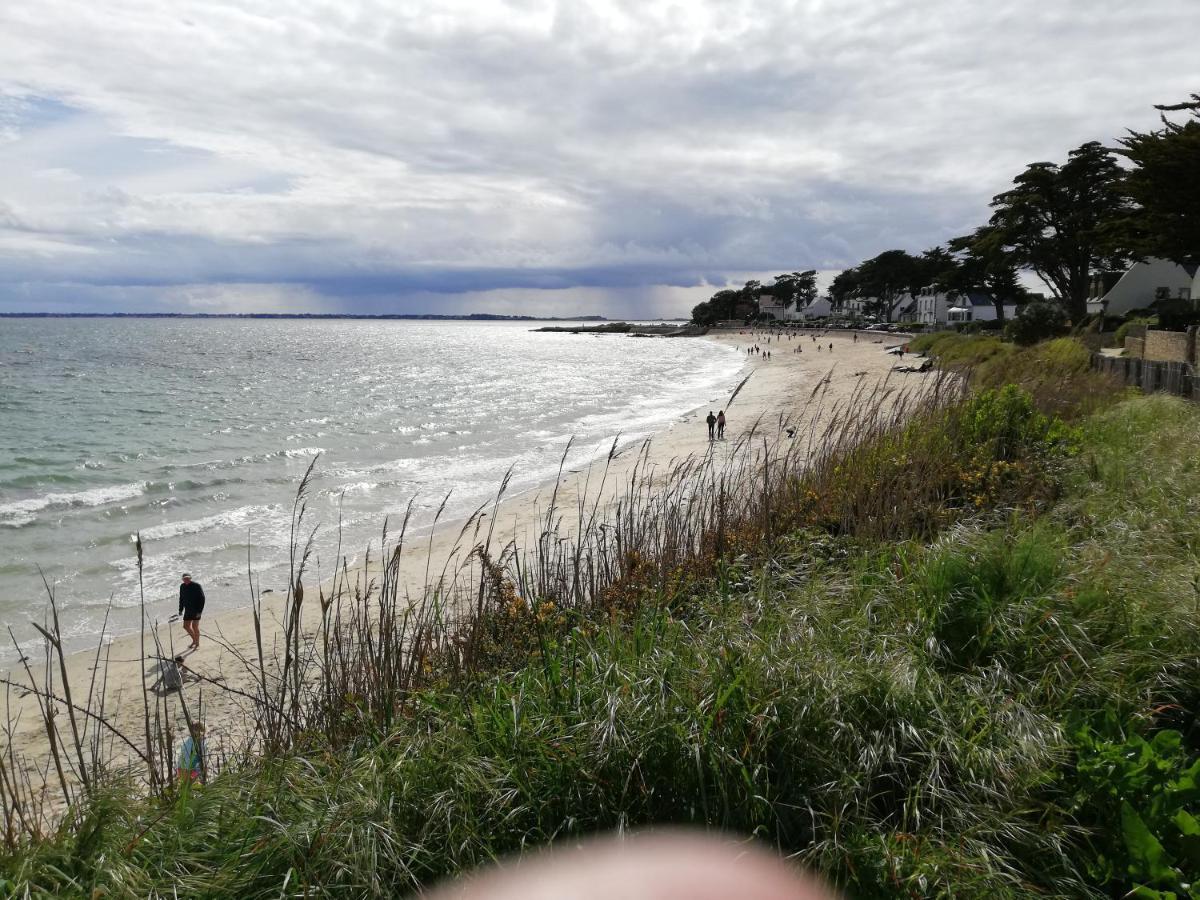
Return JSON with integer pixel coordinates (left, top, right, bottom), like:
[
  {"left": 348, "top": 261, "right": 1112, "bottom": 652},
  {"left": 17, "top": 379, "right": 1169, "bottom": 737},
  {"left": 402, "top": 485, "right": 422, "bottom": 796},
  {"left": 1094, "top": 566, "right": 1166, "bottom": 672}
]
[
  {"left": 178, "top": 573, "right": 206, "bottom": 650},
  {"left": 706, "top": 411, "right": 716, "bottom": 441}
]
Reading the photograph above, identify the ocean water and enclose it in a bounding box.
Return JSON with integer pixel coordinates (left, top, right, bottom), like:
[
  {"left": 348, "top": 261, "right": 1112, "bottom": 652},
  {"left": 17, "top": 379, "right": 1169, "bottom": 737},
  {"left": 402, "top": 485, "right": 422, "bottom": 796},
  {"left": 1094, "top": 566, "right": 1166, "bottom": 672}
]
[{"left": 0, "top": 318, "right": 744, "bottom": 662}]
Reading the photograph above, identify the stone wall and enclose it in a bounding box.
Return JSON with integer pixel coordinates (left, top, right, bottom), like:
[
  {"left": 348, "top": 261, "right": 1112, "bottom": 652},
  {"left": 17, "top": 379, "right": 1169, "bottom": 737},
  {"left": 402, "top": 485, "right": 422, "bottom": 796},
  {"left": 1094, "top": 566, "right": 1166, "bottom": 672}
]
[
  {"left": 1142, "top": 330, "right": 1192, "bottom": 364},
  {"left": 1125, "top": 336, "right": 1145, "bottom": 358}
]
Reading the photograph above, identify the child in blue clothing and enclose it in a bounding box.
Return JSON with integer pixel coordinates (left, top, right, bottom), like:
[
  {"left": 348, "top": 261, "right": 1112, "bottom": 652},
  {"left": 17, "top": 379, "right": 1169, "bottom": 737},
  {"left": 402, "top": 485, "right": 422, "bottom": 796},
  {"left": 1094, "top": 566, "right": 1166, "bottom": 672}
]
[{"left": 177, "top": 722, "right": 206, "bottom": 783}]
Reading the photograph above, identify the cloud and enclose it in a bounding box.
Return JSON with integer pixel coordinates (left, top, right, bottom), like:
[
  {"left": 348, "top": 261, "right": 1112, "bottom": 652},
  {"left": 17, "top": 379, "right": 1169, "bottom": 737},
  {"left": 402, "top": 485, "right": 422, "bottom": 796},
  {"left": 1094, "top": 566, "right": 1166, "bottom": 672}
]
[{"left": 0, "top": 0, "right": 1194, "bottom": 314}]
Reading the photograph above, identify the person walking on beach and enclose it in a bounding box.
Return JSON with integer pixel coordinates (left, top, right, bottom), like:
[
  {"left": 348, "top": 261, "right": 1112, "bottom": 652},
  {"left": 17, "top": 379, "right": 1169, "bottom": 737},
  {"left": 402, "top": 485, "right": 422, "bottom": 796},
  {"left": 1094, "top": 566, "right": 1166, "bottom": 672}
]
[
  {"left": 178, "top": 573, "right": 205, "bottom": 650},
  {"left": 706, "top": 411, "right": 717, "bottom": 441},
  {"left": 716, "top": 410, "right": 726, "bottom": 439}
]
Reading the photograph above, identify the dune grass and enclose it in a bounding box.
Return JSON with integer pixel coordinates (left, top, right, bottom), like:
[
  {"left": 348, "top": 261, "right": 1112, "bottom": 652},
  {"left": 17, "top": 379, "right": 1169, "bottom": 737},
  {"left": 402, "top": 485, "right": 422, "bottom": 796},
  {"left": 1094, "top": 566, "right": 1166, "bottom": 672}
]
[{"left": 1, "top": 344, "right": 1197, "bottom": 898}]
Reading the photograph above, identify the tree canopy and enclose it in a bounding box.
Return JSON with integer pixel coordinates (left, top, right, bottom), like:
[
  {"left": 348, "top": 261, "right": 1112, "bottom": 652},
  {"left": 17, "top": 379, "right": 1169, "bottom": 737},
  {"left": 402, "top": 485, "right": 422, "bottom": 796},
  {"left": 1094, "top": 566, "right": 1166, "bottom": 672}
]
[
  {"left": 987, "top": 141, "right": 1132, "bottom": 320},
  {"left": 832, "top": 250, "right": 946, "bottom": 321},
  {"left": 938, "top": 227, "right": 1029, "bottom": 322},
  {"left": 764, "top": 271, "right": 818, "bottom": 310},
  {"left": 1118, "top": 95, "right": 1200, "bottom": 268}
]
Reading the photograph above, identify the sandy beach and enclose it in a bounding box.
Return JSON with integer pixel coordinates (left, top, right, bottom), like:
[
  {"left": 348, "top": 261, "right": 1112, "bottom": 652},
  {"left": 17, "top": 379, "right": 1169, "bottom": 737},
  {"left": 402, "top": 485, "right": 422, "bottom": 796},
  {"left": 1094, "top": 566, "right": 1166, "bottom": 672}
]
[{"left": 1, "top": 328, "right": 920, "bottom": 799}]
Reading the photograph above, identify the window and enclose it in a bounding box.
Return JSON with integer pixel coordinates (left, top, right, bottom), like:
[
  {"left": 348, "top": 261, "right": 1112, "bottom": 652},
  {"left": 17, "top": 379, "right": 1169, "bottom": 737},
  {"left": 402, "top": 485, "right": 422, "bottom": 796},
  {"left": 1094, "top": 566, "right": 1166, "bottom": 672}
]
[{"left": 1154, "top": 286, "right": 1171, "bottom": 300}]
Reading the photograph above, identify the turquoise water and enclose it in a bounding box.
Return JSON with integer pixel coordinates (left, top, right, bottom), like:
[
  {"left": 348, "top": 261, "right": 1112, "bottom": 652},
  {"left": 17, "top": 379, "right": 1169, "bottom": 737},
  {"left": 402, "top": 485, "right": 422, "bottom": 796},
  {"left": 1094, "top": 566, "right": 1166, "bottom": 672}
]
[{"left": 0, "top": 318, "right": 743, "bottom": 660}]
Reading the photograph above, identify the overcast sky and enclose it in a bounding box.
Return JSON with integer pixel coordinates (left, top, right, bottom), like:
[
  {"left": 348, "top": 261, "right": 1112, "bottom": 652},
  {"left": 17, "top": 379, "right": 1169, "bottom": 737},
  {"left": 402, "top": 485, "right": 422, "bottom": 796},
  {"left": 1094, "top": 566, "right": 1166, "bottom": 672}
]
[{"left": 0, "top": 0, "right": 1195, "bottom": 317}]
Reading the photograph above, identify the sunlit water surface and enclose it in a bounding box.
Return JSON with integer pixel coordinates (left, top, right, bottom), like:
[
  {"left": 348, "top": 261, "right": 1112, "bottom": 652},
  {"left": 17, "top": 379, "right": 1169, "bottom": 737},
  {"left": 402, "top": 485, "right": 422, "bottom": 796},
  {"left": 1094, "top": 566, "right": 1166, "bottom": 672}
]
[{"left": 0, "top": 318, "right": 744, "bottom": 661}]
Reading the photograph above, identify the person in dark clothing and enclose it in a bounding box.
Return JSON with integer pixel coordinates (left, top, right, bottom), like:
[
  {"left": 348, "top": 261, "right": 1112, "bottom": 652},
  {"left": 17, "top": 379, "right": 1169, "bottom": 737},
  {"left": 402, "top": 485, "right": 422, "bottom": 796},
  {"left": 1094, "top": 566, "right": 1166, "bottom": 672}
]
[
  {"left": 178, "top": 573, "right": 206, "bottom": 650},
  {"left": 706, "top": 411, "right": 716, "bottom": 441}
]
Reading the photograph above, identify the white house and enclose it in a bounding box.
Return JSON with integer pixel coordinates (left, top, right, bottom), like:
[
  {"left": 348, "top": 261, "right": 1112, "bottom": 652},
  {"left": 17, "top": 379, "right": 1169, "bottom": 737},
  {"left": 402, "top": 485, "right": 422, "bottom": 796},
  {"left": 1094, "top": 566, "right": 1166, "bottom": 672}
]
[
  {"left": 1087, "top": 258, "right": 1195, "bottom": 317},
  {"left": 915, "top": 286, "right": 951, "bottom": 326},
  {"left": 917, "top": 286, "right": 1015, "bottom": 326},
  {"left": 756, "top": 295, "right": 792, "bottom": 320},
  {"left": 947, "top": 294, "right": 1017, "bottom": 324},
  {"left": 829, "top": 295, "right": 869, "bottom": 318},
  {"left": 796, "top": 297, "right": 832, "bottom": 320}
]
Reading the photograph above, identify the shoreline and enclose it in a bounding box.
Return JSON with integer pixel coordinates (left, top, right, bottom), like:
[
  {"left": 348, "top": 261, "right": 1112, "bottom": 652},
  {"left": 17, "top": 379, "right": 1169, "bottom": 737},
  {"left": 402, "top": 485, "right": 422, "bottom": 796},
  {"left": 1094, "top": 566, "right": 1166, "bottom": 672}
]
[{"left": 1, "top": 328, "right": 919, "bottom": 791}]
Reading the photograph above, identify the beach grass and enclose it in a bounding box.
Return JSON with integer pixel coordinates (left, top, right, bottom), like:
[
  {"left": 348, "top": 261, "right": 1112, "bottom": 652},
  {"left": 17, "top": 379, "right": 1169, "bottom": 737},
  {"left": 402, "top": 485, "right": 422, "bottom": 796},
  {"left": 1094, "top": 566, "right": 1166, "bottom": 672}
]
[{"left": 1, "top": 340, "right": 1198, "bottom": 898}]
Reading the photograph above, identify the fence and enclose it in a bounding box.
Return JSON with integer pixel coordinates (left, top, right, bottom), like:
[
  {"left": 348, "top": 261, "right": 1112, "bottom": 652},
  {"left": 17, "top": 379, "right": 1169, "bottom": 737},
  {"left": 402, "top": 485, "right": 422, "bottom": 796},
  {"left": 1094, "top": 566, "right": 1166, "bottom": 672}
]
[{"left": 1091, "top": 353, "right": 1200, "bottom": 400}]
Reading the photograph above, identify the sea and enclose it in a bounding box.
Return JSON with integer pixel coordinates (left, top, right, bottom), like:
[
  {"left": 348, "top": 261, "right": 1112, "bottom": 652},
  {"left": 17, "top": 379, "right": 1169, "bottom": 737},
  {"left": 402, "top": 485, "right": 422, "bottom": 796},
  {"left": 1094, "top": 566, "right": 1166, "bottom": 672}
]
[{"left": 0, "top": 318, "right": 744, "bottom": 663}]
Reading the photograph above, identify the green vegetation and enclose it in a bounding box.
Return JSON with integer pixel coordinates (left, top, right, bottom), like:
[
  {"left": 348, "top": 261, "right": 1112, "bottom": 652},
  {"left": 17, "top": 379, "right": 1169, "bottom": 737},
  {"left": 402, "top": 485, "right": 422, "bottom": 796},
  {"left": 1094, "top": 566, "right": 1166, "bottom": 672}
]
[
  {"left": 2, "top": 342, "right": 1197, "bottom": 898},
  {"left": 1114, "top": 316, "right": 1157, "bottom": 348}
]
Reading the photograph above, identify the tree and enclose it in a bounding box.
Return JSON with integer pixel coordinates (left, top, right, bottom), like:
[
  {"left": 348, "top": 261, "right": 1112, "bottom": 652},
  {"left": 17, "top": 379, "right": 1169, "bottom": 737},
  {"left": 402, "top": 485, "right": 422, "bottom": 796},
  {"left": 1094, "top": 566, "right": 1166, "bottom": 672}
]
[
  {"left": 987, "top": 141, "right": 1133, "bottom": 321},
  {"left": 691, "top": 286, "right": 757, "bottom": 325},
  {"left": 828, "top": 267, "right": 863, "bottom": 312},
  {"left": 941, "top": 227, "right": 1029, "bottom": 323},
  {"left": 1118, "top": 95, "right": 1200, "bottom": 268},
  {"left": 766, "top": 270, "right": 818, "bottom": 310},
  {"left": 843, "top": 250, "right": 931, "bottom": 321}
]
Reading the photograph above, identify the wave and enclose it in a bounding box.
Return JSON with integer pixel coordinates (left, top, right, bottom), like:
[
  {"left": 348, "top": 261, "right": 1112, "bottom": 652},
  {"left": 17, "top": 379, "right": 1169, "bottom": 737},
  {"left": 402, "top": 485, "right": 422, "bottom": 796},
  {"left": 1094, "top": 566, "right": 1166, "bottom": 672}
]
[
  {"left": 0, "top": 482, "right": 148, "bottom": 525},
  {"left": 167, "top": 447, "right": 325, "bottom": 472},
  {"left": 1, "top": 472, "right": 84, "bottom": 489},
  {"left": 135, "top": 503, "right": 283, "bottom": 542}
]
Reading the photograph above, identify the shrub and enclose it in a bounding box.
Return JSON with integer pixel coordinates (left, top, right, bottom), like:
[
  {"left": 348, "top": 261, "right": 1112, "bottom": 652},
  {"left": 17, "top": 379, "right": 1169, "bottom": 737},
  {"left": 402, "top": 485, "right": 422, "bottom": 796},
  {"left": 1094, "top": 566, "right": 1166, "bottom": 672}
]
[
  {"left": 800, "top": 385, "right": 1075, "bottom": 540},
  {"left": 1072, "top": 727, "right": 1200, "bottom": 897},
  {"left": 1113, "top": 315, "right": 1157, "bottom": 347},
  {"left": 973, "top": 338, "right": 1122, "bottom": 420},
  {"left": 1005, "top": 301, "right": 1068, "bottom": 346}
]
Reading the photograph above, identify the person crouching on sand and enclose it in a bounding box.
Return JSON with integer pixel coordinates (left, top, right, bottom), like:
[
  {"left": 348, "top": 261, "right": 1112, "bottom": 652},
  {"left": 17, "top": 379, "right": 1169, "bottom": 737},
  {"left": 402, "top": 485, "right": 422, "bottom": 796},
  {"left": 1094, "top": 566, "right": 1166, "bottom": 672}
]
[{"left": 179, "top": 572, "right": 206, "bottom": 649}]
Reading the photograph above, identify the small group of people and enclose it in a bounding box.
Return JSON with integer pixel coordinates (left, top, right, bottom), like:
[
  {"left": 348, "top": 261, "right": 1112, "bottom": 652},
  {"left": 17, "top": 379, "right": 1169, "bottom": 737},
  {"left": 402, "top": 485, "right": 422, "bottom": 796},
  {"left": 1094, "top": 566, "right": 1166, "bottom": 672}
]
[{"left": 705, "top": 409, "right": 727, "bottom": 441}]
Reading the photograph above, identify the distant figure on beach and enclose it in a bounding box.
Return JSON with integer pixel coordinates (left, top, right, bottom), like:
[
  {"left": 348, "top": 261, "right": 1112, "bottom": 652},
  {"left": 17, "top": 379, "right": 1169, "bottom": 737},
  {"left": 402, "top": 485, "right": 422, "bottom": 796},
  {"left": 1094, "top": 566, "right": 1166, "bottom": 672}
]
[
  {"left": 853, "top": 333, "right": 857, "bottom": 343},
  {"left": 177, "top": 722, "right": 206, "bottom": 782},
  {"left": 706, "top": 410, "right": 716, "bottom": 441},
  {"left": 178, "top": 573, "right": 205, "bottom": 650},
  {"left": 717, "top": 410, "right": 726, "bottom": 439},
  {"left": 828, "top": 342, "right": 833, "bottom": 352}
]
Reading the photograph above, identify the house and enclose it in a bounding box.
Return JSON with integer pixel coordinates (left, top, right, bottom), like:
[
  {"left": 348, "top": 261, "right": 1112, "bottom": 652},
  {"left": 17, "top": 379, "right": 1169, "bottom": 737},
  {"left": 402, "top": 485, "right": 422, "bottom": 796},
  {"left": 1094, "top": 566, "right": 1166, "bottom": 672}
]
[
  {"left": 917, "top": 286, "right": 1014, "bottom": 326},
  {"left": 915, "top": 286, "right": 951, "bottom": 326},
  {"left": 756, "top": 292, "right": 813, "bottom": 322},
  {"left": 895, "top": 296, "right": 918, "bottom": 324},
  {"left": 829, "top": 294, "right": 869, "bottom": 318},
  {"left": 947, "top": 293, "right": 1017, "bottom": 324},
  {"left": 795, "top": 297, "right": 832, "bottom": 320},
  {"left": 1088, "top": 258, "right": 1195, "bottom": 318},
  {"left": 756, "top": 294, "right": 792, "bottom": 321}
]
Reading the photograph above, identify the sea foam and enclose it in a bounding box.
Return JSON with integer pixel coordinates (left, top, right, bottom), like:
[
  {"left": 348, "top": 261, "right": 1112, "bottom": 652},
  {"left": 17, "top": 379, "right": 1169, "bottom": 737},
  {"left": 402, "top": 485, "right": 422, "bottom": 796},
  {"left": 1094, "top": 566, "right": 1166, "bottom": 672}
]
[{"left": 0, "top": 482, "right": 148, "bottom": 526}]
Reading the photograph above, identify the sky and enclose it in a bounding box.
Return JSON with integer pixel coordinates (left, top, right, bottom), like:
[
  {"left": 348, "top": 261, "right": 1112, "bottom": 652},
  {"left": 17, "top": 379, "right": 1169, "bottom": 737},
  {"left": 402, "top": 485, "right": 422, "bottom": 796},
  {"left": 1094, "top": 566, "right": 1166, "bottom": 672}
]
[{"left": 0, "top": 0, "right": 1195, "bottom": 318}]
